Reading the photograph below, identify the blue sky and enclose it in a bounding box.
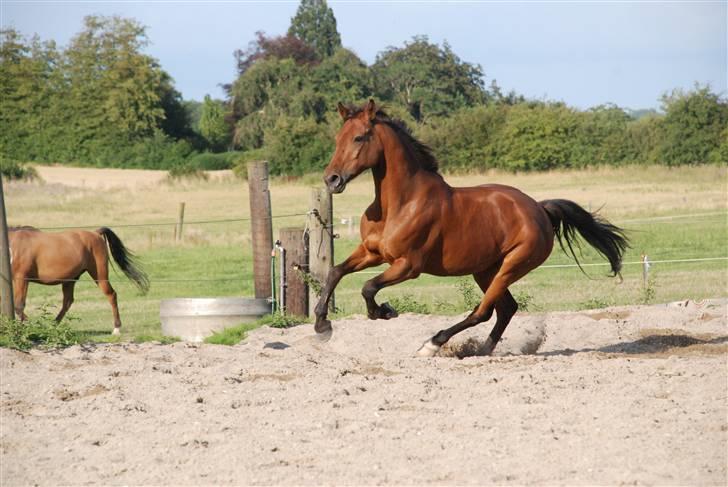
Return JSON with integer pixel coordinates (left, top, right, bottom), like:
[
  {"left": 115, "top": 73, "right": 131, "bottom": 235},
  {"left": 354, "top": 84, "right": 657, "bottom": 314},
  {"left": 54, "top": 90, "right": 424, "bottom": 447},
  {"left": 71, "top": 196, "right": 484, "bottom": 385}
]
[{"left": 2, "top": 1, "right": 726, "bottom": 109}]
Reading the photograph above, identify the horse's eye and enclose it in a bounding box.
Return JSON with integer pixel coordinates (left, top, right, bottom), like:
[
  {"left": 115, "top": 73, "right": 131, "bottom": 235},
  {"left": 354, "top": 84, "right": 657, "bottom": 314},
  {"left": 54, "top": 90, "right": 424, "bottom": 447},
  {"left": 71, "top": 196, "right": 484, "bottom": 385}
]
[{"left": 353, "top": 135, "right": 365, "bottom": 143}]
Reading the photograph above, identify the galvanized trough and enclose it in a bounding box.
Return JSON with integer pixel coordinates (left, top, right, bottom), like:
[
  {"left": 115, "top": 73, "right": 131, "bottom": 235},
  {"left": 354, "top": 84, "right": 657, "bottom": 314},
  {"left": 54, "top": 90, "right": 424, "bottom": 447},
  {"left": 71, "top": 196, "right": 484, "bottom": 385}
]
[{"left": 160, "top": 297, "right": 271, "bottom": 342}]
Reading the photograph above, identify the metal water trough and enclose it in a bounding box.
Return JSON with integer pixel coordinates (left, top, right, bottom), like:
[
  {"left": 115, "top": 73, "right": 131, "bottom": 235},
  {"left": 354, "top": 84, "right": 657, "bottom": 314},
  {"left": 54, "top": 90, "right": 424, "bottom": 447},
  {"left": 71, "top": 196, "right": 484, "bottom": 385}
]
[{"left": 160, "top": 297, "right": 271, "bottom": 342}]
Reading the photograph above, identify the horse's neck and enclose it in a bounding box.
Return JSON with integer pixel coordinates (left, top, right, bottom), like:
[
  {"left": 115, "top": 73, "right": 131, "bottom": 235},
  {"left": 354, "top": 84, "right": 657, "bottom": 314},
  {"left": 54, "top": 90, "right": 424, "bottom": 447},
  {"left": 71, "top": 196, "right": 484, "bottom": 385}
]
[{"left": 372, "top": 130, "right": 446, "bottom": 216}]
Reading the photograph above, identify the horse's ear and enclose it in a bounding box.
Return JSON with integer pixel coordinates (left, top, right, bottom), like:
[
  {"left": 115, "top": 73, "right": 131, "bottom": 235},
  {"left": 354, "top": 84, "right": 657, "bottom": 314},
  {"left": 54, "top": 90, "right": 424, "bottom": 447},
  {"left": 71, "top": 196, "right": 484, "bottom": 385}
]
[
  {"left": 337, "top": 102, "right": 350, "bottom": 120},
  {"left": 365, "top": 98, "right": 377, "bottom": 122}
]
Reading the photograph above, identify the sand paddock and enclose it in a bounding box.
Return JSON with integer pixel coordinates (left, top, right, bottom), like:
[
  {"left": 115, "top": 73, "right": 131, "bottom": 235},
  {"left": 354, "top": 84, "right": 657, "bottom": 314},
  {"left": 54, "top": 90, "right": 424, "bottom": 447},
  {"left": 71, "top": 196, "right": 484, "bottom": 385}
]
[{"left": 1, "top": 299, "right": 726, "bottom": 485}]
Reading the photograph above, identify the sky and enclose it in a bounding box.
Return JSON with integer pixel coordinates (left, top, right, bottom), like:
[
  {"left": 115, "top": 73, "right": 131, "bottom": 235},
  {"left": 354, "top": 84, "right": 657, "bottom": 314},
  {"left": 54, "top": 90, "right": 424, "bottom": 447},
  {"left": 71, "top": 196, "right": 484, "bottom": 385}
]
[{"left": 2, "top": 1, "right": 726, "bottom": 110}]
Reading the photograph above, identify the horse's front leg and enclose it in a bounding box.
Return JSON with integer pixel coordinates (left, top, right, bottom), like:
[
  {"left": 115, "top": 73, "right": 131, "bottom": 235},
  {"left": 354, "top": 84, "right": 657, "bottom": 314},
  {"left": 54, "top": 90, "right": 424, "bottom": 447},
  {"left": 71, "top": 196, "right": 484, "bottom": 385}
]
[
  {"left": 362, "top": 257, "right": 419, "bottom": 320},
  {"left": 314, "top": 244, "right": 382, "bottom": 339}
]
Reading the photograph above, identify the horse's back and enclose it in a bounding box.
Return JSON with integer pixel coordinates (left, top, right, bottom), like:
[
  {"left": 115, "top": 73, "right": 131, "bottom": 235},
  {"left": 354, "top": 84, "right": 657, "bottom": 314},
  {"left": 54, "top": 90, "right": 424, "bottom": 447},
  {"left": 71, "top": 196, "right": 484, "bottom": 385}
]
[
  {"left": 433, "top": 183, "right": 554, "bottom": 274},
  {"left": 10, "top": 228, "right": 105, "bottom": 283}
]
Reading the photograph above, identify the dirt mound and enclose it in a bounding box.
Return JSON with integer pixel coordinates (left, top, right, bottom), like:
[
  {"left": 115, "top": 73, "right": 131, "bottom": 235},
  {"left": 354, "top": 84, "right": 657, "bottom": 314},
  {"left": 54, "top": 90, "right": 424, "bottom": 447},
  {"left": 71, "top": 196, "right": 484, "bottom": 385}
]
[{"left": 1, "top": 300, "right": 726, "bottom": 485}]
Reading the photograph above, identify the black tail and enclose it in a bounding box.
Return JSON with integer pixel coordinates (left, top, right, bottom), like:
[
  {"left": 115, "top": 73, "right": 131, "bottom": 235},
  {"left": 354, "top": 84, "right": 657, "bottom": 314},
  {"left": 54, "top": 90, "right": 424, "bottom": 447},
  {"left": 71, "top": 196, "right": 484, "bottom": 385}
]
[
  {"left": 540, "top": 199, "right": 629, "bottom": 276},
  {"left": 97, "top": 227, "right": 150, "bottom": 294}
]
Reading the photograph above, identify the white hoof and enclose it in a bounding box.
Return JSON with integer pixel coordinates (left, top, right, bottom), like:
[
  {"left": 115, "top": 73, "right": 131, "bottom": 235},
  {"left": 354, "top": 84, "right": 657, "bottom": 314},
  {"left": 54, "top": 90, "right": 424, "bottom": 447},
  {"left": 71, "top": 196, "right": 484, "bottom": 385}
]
[
  {"left": 112, "top": 328, "right": 121, "bottom": 336},
  {"left": 416, "top": 339, "right": 440, "bottom": 357}
]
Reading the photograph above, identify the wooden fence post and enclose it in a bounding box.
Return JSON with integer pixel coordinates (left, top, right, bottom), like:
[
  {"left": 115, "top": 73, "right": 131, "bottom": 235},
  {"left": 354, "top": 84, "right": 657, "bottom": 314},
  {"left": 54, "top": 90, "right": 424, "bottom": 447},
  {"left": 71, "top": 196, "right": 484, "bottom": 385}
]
[
  {"left": 0, "top": 174, "right": 14, "bottom": 319},
  {"left": 279, "top": 227, "right": 308, "bottom": 316},
  {"left": 248, "top": 162, "right": 273, "bottom": 300},
  {"left": 175, "top": 202, "right": 186, "bottom": 242},
  {"left": 308, "top": 187, "right": 334, "bottom": 315}
]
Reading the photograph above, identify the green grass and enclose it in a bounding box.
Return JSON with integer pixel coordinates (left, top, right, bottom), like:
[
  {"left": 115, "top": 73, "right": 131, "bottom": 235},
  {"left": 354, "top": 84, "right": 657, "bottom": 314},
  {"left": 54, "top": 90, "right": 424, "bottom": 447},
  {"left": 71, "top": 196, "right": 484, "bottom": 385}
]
[
  {"left": 204, "top": 313, "right": 308, "bottom": 345},
  {"left": 7, "top": 165, "right": 727, "bottom": 344}
]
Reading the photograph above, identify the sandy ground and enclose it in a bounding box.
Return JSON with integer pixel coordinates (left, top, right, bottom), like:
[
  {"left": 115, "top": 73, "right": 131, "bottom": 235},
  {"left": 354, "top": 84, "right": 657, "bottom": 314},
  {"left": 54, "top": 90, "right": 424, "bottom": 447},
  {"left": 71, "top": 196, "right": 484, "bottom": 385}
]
[{"left": 1, "top": 299, "right": 726, "bottom": 486}]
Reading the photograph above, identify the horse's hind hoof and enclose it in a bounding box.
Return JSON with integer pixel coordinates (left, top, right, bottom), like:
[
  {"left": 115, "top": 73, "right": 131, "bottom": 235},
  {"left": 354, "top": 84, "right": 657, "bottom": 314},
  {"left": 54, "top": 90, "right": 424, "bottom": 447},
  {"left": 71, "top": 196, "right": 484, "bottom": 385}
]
[
  {"left": 416, "top": 339, "right": 440, "bottom": 358},
  {"left": 112, "top": 328, "right": 121, "bottom": 336}
]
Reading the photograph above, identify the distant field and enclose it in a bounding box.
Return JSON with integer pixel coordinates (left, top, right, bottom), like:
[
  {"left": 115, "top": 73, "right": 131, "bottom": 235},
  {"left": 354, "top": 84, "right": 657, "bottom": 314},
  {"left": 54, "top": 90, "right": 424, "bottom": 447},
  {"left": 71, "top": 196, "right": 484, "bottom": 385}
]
[{"left": 6, "top": 164, "right": 727, "bottom": 341}]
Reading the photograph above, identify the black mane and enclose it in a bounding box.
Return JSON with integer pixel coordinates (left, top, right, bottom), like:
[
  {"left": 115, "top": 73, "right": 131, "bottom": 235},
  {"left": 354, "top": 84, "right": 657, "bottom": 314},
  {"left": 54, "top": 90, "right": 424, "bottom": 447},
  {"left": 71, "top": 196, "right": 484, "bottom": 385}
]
[{"left": 344, "top": 104, "right": 439, "bottom": 173}]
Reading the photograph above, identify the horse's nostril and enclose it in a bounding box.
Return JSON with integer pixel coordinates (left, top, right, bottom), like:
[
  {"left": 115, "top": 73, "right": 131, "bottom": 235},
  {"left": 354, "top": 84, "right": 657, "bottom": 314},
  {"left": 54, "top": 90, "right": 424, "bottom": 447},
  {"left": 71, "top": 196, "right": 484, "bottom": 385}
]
[{"left": 326, "top": 174, "right": 341, "bottom": 186}]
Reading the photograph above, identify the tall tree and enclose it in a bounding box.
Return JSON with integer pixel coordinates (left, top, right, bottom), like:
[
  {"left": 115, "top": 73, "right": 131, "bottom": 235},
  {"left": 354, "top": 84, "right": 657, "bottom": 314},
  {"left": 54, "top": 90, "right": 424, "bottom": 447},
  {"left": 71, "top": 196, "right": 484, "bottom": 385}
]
[
  {"left": 372, "top": 36, "right": 486, "bottom": 121},
  {"left": 287, "top": 0, "right": 341, "bottom": 59},
  {"left": 199, "top": 95, "right": 230, "bottom": 151}
]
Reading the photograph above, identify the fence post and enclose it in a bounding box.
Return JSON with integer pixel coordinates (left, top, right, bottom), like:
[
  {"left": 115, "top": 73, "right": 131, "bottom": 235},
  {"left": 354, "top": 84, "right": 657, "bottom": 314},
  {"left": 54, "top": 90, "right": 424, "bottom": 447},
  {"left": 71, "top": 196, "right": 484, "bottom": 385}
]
[
  {"left": 0, "top": 174, "right": 14, "bottom": 319},
  {"left": 642, "top": 254, "right": 650, "bottom": 287},
  {"left": 176, "top": 202, "right": 186, "bottom": 242},
  {"left": 279, "top": 227, "right": 308, "bottom": 316},
  {"left": 308, "top": 187, "right": 334, "bottom": 315},
  {"left": 248, "top": 161, "right": 273, "bottom": 300}
]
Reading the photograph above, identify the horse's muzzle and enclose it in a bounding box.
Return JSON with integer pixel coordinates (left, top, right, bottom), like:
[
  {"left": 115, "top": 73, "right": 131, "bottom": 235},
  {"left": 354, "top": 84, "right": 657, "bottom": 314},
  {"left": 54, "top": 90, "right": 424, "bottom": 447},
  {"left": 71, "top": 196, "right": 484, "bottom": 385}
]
[{"left": 325, "top": 173, "right": 347, "bottom": 193}]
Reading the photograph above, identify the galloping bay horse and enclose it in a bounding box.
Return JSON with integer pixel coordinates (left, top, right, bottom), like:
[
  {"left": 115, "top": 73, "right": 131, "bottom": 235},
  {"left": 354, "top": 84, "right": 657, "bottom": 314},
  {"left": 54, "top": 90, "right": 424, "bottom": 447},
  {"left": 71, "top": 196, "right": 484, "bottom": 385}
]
[
  {"left": 9, "top": 226, "right": 149, "bottom": 335},
  {"left": 314, "top": 99, "right": 628, "bottom": 357}
]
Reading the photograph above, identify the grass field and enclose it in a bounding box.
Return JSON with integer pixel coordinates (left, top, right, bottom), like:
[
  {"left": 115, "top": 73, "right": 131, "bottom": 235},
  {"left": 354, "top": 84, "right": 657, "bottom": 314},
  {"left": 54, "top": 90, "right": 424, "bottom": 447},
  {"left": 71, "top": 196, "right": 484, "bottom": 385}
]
[{"left": 5, "top": 164, "right": 727, "bottom": 342}]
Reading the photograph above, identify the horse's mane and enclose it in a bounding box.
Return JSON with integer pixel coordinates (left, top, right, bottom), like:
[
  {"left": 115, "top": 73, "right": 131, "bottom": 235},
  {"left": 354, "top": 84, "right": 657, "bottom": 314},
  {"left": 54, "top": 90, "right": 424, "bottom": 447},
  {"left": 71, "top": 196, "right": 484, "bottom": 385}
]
[
  {"left": 344, "top": 104, "right": 439, "bottom": 173},
  {"left": 9, "top": 225, "right": 39, "bottom": 232}
]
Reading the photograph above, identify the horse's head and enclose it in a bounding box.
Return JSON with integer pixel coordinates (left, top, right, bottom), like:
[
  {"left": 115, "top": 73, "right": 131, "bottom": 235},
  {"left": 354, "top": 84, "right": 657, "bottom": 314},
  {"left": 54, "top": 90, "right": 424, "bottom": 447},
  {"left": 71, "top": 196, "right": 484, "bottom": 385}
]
[{"left": 324, "top": 99, "right": 384, "bottom": 193}]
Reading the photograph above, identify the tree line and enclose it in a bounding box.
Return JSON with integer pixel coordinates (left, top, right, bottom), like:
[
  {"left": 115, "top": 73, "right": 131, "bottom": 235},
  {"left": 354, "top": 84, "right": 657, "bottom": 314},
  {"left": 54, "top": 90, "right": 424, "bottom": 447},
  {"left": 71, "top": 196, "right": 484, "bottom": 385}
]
[{"left": 1, "top": 0, "right": 726, "bottom": 178}]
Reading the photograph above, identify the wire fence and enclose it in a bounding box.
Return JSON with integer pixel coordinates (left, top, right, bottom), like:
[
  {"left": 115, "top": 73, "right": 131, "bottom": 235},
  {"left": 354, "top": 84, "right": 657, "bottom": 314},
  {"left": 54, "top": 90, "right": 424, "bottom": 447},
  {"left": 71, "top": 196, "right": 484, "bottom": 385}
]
[{"left": 14, "top": 207, "right": 726, "bottom": 285}]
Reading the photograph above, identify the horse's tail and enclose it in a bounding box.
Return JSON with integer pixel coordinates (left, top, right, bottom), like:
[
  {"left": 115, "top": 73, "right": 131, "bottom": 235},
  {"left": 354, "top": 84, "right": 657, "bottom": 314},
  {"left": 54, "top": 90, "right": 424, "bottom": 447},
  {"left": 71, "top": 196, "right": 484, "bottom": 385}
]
[
  {"left": 540, "top": 199, "right": 629, "bottom": 277},
  {"left": 97, "top": 227, "right": 150, "bottom": 294}
]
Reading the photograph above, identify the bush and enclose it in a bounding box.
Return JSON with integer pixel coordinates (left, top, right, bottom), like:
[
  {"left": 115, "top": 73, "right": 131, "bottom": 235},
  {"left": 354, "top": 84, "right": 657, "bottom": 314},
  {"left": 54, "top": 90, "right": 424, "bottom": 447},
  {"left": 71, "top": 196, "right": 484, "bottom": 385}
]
[
  {"left": 0, "top": 156, "right": 39, "bottom": 181},
  {"left": 187, "top": 151, "right": 242, "bottom": 170},
  {"left": 0, "top": 311, "right": 80, "bottom": 350},
  {"left": 264, "top": 116, "right": 333, "bottom": 175},
  {"left": 657, "top": 86, "right": 728, "bottom": 166}
]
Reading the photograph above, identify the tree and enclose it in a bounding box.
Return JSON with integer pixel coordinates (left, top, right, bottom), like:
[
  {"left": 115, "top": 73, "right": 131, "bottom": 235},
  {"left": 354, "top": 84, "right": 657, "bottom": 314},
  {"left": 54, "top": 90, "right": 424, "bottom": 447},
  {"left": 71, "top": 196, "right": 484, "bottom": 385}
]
[
  {"left": 372, "top": 36, "right": 486, "bottom": 121},
  {"left": 288, "top": 0, "right": 341, "bottom": 59},
  {"left": 233, "top": 31, "right": 318, "bottom": 77},
  {"left": 199, "top": 95, "right": 230, "bottom": 151},
  {"left": 657, "top": 85, "right": 728, "bottom": 165}
]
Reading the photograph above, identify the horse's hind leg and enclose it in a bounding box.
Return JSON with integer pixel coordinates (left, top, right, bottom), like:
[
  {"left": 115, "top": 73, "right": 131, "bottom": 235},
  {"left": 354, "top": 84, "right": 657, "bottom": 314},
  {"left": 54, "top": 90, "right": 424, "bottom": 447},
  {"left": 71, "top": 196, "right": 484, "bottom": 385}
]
[
  {"left": 55, "top": 281, "right": 76, "bottom": 322},
  {"left": 88, "top": 265, "right": 122, "bottom": 335},
  {"left": 417, "top": 256, "right": 526, "bottom": 357},
  {"left": 12, "top": 277, "right": 28, "bottom": 321}
]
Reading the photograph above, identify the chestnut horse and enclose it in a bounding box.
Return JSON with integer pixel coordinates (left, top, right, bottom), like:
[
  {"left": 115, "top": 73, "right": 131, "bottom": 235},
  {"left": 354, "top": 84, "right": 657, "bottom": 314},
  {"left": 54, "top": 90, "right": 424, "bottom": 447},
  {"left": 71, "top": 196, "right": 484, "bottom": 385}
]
[
  {"left": 9, "top": 226, "right": 149, "bottom": 335},
  {"left": 314, "top": 99, "right": 628, "bottom": 357}
]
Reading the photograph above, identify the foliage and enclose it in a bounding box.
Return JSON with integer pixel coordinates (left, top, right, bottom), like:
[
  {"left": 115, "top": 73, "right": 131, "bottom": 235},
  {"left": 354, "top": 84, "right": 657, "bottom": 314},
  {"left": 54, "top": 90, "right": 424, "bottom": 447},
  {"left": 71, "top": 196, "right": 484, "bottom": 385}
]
[
  {"left": 3, "top": 6, "right": 726, "bottom": 174},
  {"left": 513, "top": 292, "right": 534, "bottom": 312},
  {"left": 198, "top": 95, "right": 230, "bottom": 151},
  {"left": 372, "top": 36, "right": 486, "bottom": 121},
  {"left": 0, "top": 310, "right": 80, "bottom": 351},
  {"left": 642, "top": 274, "right": 657, "bottom": 305},
  {"left": 388, "top": 294, "right": 430, "bottom": 314},
  {"left": 456, "top": 278, "right": 481, "bottom": 310},
  {"left": 0, "top": 156, "right": 39, "bottom": 181},
  {"left": 205, "top": 313, "right": 307, "bottom": 345},
  {"left": 577, "top": 297, "right": 616, "bottom": 310},
  {"left": 264, "top": 115, "right": 333, "bottom": 175},
  {"left": 0, "top": 18, "right": 195, "bottom": 167},
  {"left": 657, "top": 85, "right": 728, "bottom": 166},
  {"left": 234, "top": 30, "right": 319, "bottom": 77},
  {"left": 186, "top": 151, "right": 241, "bottom": 170},
  {"left": 287, "top": 0, "right": 341, "bottom": 59},
  {"left": 166, "top": 163, "right": 209, "bottom": 182}
]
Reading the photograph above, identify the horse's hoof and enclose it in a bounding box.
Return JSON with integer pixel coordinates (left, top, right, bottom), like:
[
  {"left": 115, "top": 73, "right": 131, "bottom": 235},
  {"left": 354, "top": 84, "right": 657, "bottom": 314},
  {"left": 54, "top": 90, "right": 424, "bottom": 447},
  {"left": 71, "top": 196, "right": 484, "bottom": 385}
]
[
  {"left": 380, "top": 302, "right": 398, "bottom": 319},
  {"left": 314, "top": 318, "right": 332, "bottom": 334},
  {"left": 112, "top": 328, "right": 121, "bottom": 336},
  {"left": 416, "top": 339, "right": 440, "bottom": 357},
  {"left": 316, "top": 327, "right": 333, "bottom": 343}
]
